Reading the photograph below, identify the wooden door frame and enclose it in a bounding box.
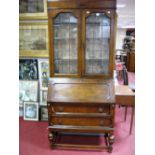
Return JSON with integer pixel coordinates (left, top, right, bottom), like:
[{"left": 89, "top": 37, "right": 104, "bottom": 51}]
[
  {"left": 48, "top": 9, "right": 82, "bottom": 77},
  {"left": 81, "top": 9, "right": 116, "bottom": 78}
]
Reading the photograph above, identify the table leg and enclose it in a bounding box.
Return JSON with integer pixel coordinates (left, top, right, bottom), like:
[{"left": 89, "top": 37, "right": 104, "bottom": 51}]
[
  {"left": 124, "top": 107, "right": 128, "bottom": 121},
  {"left": 130, "top": 107, "right": 135, "bottom": 134}
]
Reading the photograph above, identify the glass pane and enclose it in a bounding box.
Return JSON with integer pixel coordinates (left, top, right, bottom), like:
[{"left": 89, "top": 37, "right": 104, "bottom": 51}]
[
  {"left": 53, "top": 13, "right": 78, "bottom": 74},
  {"left": 85, "top": 13, "right": 110, "bottom": 74}
]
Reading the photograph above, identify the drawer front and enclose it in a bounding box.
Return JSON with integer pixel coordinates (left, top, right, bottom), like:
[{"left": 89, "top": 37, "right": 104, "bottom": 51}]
[
  {"left": 50, "top": 117, "right": 112, "bottom": 127},
  {"left": 48, "top": 104, "right": 110, "bottom": 114}
]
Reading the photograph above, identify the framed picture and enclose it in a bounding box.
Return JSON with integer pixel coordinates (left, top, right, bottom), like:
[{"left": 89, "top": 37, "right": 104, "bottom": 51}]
[
  {"left": 19, "top": 22, "right": 49, "bottom": 57},
  {"left": 40, "top": 88, "right": 48, "bottom": 105},
  {"left": 19, "top": 59, "right": 38, "bottom": 80},
  {"left": 38, "top": 59, "right": 49, "bottom": 89},
  {"left": 19, "top": 80, "right": 38, "bottom": 102},
  {"left": 19, "top": 0, "right": 47, "bottom": 20},
  {"left": 24, "top": 102, "right": 39, "bottom": 121},
  {"left": 19, "top": 106, "right": 24, "bottom": 117},
  {"left": 40, "top": 106, "right": 48, "bottom": 121}
]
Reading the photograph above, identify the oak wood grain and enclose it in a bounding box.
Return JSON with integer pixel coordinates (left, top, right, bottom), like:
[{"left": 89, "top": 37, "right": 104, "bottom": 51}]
[{"left": 47, "top": 78, "right": 115, "bottom": 103}]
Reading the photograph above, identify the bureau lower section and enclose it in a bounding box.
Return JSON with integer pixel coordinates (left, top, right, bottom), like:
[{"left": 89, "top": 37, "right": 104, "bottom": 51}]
[{"left": 47, "top": 103, "right": 115, "bottom": 152}]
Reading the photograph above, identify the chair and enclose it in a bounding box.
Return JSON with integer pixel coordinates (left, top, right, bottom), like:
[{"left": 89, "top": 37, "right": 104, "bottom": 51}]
[
  {"left": 115, "top": 62, "right": 124, "bottom": 80},
  {"left": 122, "top": 66, "right": 129, "bottom": 121}
]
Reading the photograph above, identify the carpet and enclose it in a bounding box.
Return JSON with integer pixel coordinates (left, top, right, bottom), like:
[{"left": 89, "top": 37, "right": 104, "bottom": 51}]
[
  {"left": 19, "top": 107, "right": 134, "bottom": 155},
  {"left": 19, "top": 72, "right": 135, "bottom": 155}
]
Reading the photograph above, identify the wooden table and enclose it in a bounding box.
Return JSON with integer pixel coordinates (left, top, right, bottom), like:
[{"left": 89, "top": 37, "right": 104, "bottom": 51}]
[{"left": 115, "top": 85, "right": 135, "bottom": 134}]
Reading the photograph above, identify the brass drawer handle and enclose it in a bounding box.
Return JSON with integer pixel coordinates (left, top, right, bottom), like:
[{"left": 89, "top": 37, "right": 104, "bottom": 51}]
[
  {"left": 99, "top": 120, "right": 104, "bottom": 126},
  {"left": 79, "top": 4, "right": 85, "bottom": 7},
  {"left": 58, "top": 106, "right": 64, "bottom": 112},
  {"left": 51, "top": 107, "right": 55, "bottom": 113},
  {"left": 58, "top": 119, "right": 62, "bottom": 125},
  {"left": 98, "top": 107, "right": 104, "bottom": 113}
]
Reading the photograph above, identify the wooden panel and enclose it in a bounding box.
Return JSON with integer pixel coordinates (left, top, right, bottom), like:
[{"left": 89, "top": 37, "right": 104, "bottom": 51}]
[
  {"left": 48, "top": 125, "right": 114, "bottom": 133},
  {"left": 51, "top": 83, "right": 110, "bottom": 101},
  {"left": 51, "top": 113, "right": 111, "bottom": 118},
  {"left": 127, "top": 52, "right": 135, "bottom": 72},
  {"left": 115, "top": 85, "right": 135, "bottom": 106},
  {"left": 48, "top": 9, "right": 81, "bottom": 77},
  {"left": 48, "top": 104, "right": 110, "bottom": 114},
  {"left": 50, "top": 116, "right": 112, "bottom": 126},
  {"left": 81, "top": 9, "right": 116, "bottom": 78},
  {"left": 48, "top": 0, "right": 116, "bottom": 9},
  {"left": 116, "top": 95, "right": 134, "bottom": 106},
  {"left": 52, "top": 143, "right": 108, "bottom": 151},
  {"left": 47, "top": 78, "right": 115, "bottom": 103}
]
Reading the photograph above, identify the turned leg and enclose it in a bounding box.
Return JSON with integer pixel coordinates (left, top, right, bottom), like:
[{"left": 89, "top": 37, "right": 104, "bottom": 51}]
[
  {"left": 130, "top": 107, "right": 135, "bottom": 134},
  {"left": 105, "top": 133, "right": 115, "bottom": 153},
  {"left": 48, "top": 131, "right": 57, "bottom": 148},
  {"left": 108, "top": 134, "right": 115, "bottom": 145}
]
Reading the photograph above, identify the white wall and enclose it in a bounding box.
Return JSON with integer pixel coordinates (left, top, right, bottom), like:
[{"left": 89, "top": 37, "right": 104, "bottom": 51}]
[{"left": 116, "top": 28, "right": 126, "bottom": 50}]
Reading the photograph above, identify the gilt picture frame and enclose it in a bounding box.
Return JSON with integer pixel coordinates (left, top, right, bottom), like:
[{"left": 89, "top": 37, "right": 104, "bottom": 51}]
[
  {"left": 24, "top": 102, "right": 39, "bottom": 121},
  {"left": 19, "top": 106, "right": 24, "bottom": 117},
  {"left": 19, "top": 0, "right": 47, "bottom": 20},
  {"left": 19, "top": 22, "right": 49, "bottom": 57}
]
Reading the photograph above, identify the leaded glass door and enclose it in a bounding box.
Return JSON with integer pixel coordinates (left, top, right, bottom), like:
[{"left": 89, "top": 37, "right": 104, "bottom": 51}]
[
  {"left": 49, "top": 10, "right": 80, "bottom": 77},
  {"left": 82, "top": 11, "right": 113, "bottom": 76}
]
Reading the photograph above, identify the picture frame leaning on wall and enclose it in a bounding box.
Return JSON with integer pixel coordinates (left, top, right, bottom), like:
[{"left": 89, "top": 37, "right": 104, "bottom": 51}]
[
  {"left": 19, "top": 22, "right": 49, "bottom": 58},
  {"left": 40, "top": 88, "right": 48, "bottom": 105},
  {"left": 19, "top": 0, "right": 48, "bottom": 20},
  {"left": 39, "top": 105, "right": 48, "bottom": 121},
  {"left": 19, "top": 80, "right": 38, "bottom": 103},
  {"left": 38, "top": 59, "right": 49, "bottom": 89},
  {"left": 19, "top": 59, "right": 39, "bottom": 80},
  {"left": 24, "top": 102, "right": 39, "bottom": 121}
]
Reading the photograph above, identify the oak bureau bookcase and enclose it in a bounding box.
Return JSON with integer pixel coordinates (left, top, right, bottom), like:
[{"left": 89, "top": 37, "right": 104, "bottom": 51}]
[{"left": 47, "top": 0, "right": 116, "bottom": 152}]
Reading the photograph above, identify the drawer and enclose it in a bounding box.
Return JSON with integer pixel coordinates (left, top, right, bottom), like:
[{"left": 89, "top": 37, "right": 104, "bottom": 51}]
[
  {"left": 50, "top": 116, "right": 112, "bottom": 127},
  {"left": 48, "top": 104, "right": 110, "bottom": 114}
]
